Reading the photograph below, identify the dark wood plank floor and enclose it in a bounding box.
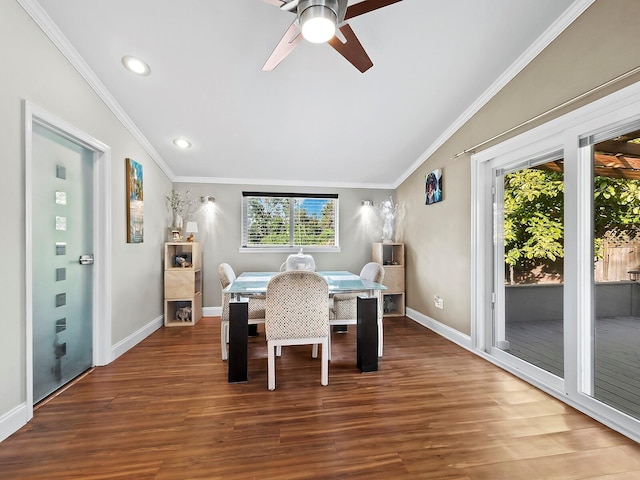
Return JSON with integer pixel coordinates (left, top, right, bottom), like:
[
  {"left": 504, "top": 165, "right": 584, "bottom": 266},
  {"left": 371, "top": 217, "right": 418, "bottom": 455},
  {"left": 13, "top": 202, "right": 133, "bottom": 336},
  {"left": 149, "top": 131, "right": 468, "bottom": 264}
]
[
  {"left": 1, "top": 316, "right": 640, "bottom": 479},
  {"left": 506, "top": 316, "right": 640, "bottom": 419}
]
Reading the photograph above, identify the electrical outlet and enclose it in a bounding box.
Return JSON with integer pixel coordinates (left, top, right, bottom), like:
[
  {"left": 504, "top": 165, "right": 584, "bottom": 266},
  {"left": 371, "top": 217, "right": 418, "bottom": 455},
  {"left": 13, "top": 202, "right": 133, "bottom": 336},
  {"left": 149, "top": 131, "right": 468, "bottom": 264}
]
[{"left": 434, "top": 294, "right": 444, "bottom": 309}]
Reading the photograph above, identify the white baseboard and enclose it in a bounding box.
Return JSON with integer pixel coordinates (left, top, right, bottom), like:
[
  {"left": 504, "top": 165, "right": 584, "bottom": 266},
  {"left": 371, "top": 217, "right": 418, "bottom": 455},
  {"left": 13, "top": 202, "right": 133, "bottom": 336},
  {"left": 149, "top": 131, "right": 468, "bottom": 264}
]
[
  {"left": 110, "top": 314, "right": 163, "bottom": 362},
  {"left": 203, "top": 306, "right": 221, "bottom": 317},
  {"left": 0, "top": 404, "right": 28, "bottom": 443},
  {"left": 404, "top": 307, "right": 472, "bottom": 350}
]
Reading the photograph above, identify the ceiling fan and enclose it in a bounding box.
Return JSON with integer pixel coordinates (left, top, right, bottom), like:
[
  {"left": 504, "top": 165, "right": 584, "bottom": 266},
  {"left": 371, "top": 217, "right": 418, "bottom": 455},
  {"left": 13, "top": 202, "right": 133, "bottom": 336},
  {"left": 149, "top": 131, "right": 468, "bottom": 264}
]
[{"left": 261, "top": 0, "right": 403, "bottom": 73}]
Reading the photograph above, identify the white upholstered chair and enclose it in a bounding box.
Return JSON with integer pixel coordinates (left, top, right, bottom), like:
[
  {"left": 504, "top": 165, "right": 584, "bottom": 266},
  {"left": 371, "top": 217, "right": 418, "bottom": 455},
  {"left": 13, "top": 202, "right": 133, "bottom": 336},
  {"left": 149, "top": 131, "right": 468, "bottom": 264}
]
[
  {"left": 284, "top": 249, "right": 316, "bottom": 271},
  {"left": 265, "top": 271, "right": 330, "bottom": 390},
  {"left": 218, "top": 263, "right": 265, "bottom": 361},
  {"left": 329, "top": 262, "right": 385, "bottom": 358}
]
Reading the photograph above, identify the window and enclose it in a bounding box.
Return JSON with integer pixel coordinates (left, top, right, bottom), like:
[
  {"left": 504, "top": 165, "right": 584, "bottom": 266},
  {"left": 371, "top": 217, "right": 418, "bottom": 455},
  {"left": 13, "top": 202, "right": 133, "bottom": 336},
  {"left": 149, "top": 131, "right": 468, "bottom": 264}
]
[{"left": 241, "top": 192, "right": 338, "bottom": 250}]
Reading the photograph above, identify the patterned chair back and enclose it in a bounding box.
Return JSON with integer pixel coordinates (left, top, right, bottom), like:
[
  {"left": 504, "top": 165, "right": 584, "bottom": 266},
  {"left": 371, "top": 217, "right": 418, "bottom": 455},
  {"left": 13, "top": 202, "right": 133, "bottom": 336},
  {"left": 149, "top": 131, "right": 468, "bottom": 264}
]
[{"left": 265, "top": 271, "right": 329, "bottom": 341}]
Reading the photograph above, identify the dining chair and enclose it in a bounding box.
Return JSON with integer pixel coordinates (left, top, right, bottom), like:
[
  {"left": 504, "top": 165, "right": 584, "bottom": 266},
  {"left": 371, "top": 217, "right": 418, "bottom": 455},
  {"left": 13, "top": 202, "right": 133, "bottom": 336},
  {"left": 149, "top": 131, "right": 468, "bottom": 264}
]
[
  {"left": 329, "top": 262, "right": 385, "bottom": 358},
  {"left": 265, "top": 271, "right": 329, "bottom": 390},
  {"left": 218, "top": 263, "right": 265, "bottom": 361},
  {"left": 284, "top": 249, "right": 316, "bottom": 271}
]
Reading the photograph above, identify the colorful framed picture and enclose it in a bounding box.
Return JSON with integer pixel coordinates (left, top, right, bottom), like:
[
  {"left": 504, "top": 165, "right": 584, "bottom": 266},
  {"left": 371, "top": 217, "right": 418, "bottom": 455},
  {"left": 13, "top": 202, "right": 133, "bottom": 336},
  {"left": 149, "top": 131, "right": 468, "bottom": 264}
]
[
  {"left": 126, "top": 158, "right": 144, "bottom": 243},
  {"left": 425, "top": 168, "right": 443, "bottom": 205}
]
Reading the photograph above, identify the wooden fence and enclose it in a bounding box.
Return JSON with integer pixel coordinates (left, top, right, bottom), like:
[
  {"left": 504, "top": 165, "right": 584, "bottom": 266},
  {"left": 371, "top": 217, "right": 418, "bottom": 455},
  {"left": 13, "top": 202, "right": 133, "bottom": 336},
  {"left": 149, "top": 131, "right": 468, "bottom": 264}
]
[{"left": 595, "top": 240, "right": 640, "bottom": 282}]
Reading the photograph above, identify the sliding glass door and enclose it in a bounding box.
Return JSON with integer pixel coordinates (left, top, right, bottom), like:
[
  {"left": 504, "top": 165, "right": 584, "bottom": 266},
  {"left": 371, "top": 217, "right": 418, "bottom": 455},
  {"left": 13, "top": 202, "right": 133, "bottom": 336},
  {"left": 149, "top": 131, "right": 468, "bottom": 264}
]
[
  {"left": 473, "top": 83, "right": 640, "bottom": 441},
  {"left": 587, "top": 128, "right": 640, "bottom": 420},
  {"left": 493, "top": 155, "right": 565, "bottom": 379}
]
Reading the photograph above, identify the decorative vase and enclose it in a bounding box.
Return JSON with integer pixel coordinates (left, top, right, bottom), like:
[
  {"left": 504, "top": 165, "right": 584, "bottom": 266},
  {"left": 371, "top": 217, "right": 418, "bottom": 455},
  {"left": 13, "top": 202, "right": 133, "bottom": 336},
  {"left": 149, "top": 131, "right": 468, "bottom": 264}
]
[
  {"left": 172, "top": 212, "right": 183, "bottom": 230},
  {"left": 382, "top": 218, "right": 394, "bottom": 243},
  {"left": 168, "top": 212, "right": 183, "bottom": 241}
]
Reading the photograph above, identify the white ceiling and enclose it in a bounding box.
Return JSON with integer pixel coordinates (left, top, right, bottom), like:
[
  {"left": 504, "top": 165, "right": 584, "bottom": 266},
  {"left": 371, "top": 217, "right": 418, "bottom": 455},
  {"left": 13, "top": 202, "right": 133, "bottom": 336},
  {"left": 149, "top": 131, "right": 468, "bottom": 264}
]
[{"left": 27, "top": 0, "right": 584, "bottom": 188}]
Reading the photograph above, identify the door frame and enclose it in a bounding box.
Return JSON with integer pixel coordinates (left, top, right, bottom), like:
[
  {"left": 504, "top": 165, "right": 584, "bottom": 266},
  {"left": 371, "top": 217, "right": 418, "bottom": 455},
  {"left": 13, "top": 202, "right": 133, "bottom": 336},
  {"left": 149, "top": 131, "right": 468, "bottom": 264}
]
[{"left": 24, "top": 100, "right": 112, "bottom": 420}]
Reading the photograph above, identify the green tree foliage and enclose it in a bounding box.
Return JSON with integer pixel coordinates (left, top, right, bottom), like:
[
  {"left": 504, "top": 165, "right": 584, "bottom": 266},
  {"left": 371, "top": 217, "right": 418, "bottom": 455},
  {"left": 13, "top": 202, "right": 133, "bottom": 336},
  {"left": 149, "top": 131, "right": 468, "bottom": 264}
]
[
  {"left": 593, "top": 176, "right": 640, "bottom": 237},
  {"left": 248, "top": 197, "right": 290, "bottom": 245},
  {"left": 504, "top": 169, "right": 564, "bottom": 281},
  {"left": 504, "top": 166, "right": 640, "bottom": 283},
  {"left": 294, "top": 199, "right": 335, "bottom": 246},
  {"left": 247, "top": 197, "right": 335, "bottom": 246}
]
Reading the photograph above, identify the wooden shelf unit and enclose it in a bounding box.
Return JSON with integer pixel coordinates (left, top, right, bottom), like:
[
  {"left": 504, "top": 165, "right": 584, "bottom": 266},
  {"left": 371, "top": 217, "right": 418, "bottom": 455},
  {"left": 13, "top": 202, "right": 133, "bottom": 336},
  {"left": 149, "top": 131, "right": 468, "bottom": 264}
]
[
  {"left": 372, "top": 242, "right": 405, "bottom": 317},
  {"left": 164, "top": 242, "right": 202, "bottom": 326}
]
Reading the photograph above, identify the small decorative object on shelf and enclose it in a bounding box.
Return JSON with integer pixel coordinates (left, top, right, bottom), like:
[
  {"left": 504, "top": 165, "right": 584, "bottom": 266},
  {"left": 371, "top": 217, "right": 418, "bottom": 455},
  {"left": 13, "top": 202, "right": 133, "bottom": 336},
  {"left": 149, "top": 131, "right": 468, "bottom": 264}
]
[
  {"left": 175, "top": 306, "right": 192, "bottom": 322},
  {"left": 185, "top": 221, "right": 198, "bottom": 242},
  {"left": 376, "top": 196, "right": 398, "bottom": 243}
]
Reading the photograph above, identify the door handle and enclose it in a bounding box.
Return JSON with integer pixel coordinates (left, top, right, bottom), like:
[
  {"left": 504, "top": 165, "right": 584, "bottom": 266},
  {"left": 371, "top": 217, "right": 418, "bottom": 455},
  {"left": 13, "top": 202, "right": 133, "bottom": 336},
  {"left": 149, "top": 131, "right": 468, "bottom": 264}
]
[{"left": 79, "top": 254, "right": 94, "bottom": 265}]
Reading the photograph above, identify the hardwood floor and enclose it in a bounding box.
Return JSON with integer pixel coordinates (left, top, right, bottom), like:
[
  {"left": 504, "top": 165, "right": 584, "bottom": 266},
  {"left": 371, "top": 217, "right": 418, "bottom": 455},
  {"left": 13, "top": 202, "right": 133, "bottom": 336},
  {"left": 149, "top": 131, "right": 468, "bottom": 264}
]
[{"left": 1, "top": 316, "right": 639, "bottom": 479}]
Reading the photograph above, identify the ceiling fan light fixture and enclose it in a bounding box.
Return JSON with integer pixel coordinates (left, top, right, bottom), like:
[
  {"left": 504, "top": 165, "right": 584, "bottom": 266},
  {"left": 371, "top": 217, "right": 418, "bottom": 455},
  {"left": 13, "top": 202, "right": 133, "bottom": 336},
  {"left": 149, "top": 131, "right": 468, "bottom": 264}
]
[{"left": 299, "top": 1, "right": 338, "bottom": 44}]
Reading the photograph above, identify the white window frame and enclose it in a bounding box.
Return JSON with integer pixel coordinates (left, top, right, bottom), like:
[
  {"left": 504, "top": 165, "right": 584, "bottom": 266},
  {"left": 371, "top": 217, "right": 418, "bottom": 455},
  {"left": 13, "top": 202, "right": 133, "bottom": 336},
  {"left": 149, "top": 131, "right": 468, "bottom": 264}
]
[
  {"left": 471, "top": 81, "right": 640, "bottom": 443},
  {"left": 240, "top": 192, "right": 340, "bottom": 253}
]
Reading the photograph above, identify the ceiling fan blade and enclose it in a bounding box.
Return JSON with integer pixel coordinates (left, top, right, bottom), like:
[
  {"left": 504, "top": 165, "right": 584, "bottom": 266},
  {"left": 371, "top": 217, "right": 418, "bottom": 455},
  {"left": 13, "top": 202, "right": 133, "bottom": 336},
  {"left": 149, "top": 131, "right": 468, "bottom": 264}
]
[
  {"left": 261, "top": 0, "right": 299, "bottom": 10},
  {"left": 262, "top": 21, "right": 303, "bottom": 71},
  {"left": 344, "top": 0, "right": 402, "bottom": 21},
  {"left": 327, "top": 24, "right": 373, "bottom": 73}
]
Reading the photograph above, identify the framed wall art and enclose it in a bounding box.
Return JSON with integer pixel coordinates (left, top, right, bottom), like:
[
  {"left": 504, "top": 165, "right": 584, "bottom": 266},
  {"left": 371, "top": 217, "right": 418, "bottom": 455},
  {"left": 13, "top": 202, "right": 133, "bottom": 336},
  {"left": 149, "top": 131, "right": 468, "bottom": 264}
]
[
  {"left": 425, "top": 168, "right": 443, "bottom": 205},
  {"left": 126, "top": 157, "right": 144, "bottom": 243}
]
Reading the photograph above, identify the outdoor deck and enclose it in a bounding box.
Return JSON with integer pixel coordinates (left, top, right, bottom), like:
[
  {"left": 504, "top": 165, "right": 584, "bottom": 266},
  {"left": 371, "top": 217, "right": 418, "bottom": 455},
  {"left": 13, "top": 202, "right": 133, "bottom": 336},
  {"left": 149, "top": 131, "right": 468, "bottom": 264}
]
[{"left": 506, "top": 316, "right": 640, "bottom": 419}]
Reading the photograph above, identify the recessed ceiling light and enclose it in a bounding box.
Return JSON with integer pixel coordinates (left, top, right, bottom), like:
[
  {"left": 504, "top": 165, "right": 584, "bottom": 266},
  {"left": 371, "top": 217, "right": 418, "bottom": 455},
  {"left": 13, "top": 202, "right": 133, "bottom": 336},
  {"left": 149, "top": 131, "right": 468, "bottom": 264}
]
[
  {"left": 121, "top": 55, "right": 151, "bottom": 76},
  {"left": 173, "top": 137, "right": 192, "bottom": 149}
]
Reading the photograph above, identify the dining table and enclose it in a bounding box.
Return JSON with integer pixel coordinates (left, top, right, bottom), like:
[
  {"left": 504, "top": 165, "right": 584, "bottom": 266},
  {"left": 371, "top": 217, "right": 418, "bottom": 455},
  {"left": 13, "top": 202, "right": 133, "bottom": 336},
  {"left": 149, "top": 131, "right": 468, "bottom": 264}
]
[{"left": 223, "top": 270, "right": 387, "bottom": 383}]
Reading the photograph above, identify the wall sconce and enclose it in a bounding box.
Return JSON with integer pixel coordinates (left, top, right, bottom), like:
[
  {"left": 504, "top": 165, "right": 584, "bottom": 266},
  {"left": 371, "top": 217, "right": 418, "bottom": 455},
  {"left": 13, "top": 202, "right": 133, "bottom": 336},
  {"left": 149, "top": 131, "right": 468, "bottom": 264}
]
[
  {"left": 201, "top": 195, "right": 215, "bottom": 204},
  {"left": 361, "top": 200, "right": 373, "bottom": 207}
]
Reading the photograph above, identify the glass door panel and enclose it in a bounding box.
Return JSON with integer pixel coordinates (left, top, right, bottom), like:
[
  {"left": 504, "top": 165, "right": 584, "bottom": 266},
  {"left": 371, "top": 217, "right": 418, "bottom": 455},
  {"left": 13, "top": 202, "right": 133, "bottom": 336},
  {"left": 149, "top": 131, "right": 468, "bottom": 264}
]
[
  {"left": 591, "top": 129, "right": 640, "bottom": 419},
  {"left": 495, "top": 158, "right": 565, "bottom": 377},
  {"left": 32, "top": 123, "right": 94, "bottom": 403}
]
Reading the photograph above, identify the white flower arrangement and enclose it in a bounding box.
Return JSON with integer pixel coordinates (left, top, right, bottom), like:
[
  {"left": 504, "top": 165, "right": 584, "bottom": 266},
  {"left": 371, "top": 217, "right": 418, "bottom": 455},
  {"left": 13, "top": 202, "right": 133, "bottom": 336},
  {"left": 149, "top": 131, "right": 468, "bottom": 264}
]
[{"left": 165, "top": 189, "right": 195, "bottom": 217}]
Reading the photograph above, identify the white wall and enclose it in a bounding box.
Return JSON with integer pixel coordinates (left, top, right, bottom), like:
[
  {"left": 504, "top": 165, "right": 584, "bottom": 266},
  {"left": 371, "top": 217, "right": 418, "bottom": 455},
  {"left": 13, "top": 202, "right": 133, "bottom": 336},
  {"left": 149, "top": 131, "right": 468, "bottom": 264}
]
[{"left": 0, "top": 1, "right": 172, "bottom": 439}]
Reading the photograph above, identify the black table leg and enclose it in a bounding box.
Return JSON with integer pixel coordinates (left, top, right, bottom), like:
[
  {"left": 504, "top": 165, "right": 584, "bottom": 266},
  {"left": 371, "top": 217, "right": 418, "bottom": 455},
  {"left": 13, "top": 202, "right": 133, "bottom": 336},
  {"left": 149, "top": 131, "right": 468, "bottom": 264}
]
[
  {"left": 357, "top": 295, "right": 378, "bottom": 372},
  {"left": 228, "top": 299, "right": 248, "bottom": 383}
]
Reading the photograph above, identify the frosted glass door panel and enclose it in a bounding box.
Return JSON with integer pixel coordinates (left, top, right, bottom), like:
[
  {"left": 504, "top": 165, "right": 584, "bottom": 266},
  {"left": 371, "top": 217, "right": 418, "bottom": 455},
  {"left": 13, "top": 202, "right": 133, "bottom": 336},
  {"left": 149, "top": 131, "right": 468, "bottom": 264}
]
[{"left": 32, "top": 123, "right": 93, "bottom": 403}]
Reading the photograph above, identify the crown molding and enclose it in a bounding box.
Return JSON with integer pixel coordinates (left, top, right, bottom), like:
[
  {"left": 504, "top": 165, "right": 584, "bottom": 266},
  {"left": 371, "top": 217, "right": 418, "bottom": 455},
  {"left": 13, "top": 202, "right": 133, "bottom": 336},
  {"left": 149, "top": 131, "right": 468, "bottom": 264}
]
[
  {"left": 174, "top": 176, "right": 395, "bottom": 190},
  {"left": 17, "top": 0, "right": 176, "bottom": 181}
]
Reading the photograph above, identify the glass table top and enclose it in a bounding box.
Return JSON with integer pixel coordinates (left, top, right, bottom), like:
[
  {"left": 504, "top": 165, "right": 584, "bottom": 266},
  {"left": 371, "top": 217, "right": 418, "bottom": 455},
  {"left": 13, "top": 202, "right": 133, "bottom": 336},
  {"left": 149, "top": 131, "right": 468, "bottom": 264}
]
[{"left": 224, "top": 270, "right": 386, "bottom": 294}]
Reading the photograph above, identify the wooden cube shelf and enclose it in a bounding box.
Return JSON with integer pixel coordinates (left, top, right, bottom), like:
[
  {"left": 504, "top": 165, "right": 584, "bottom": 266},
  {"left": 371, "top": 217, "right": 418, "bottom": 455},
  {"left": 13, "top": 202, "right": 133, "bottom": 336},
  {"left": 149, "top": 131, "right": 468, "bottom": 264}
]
[
  {"left": 164, "top": 242, "right": 202, "bottom": 327},
  {"left": 373, "top": 243, "right": 405, "bottom": 318}
]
